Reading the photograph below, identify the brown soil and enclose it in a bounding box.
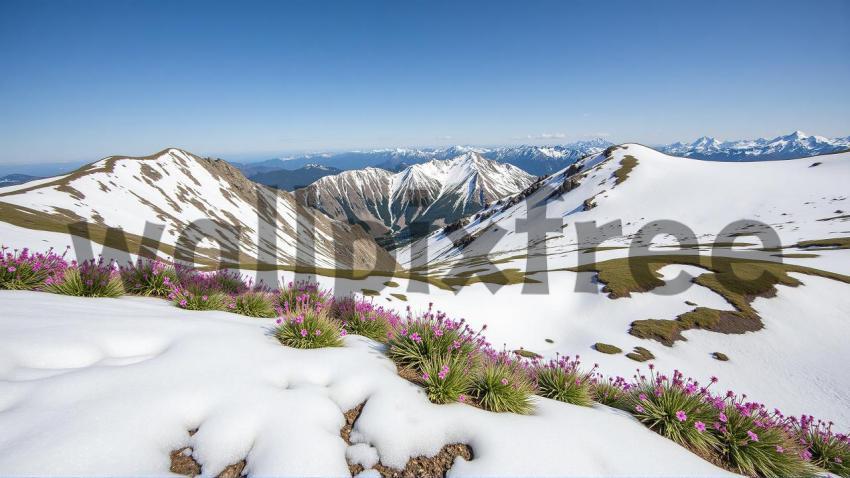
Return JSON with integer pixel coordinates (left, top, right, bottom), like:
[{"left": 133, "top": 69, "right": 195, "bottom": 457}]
[
  {"left": 170, "top": 429, "right": 246, "bottom": 478},
  {"left": 341, "top": 402, "right": 473, "bottom": 477}
]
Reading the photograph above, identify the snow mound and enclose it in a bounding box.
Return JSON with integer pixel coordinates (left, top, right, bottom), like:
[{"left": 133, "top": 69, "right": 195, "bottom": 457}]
[{"left": 0, "top": 291, "right": 733, "bottom": 476}]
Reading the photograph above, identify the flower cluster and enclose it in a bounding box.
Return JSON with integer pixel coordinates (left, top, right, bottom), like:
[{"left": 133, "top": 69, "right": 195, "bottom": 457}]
[
  {"left": 45, "top": 256, "right": 124, "bottom": 297},
  {"left": 333, "top": 296, "right": 400, "bottom": 342},
  {"left": 0, "top": 246, "right": 68, "bottom": 290}
]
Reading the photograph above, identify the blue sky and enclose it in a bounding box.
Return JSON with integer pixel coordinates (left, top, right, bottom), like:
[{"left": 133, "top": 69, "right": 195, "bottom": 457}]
[{"left": 1, "top": 0, "right": 848, "bottom": 165}]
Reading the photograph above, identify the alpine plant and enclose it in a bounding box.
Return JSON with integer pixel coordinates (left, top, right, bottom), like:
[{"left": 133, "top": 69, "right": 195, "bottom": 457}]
[
  {"left": 46, "top": 257, "right": 124, "bottom": 298},
  {"left": 0, "top": 246, "right": 68, "bottom": 290},
  {"left": 275, "top": 308, "right": 342, "bottom": 349},
  {"left": 333, "top": 296, "right": 399, "bottom": 342}
]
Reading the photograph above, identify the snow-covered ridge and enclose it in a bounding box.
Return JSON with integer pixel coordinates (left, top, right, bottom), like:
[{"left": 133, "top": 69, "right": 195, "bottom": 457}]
[
  {"left": 0, "top": 148, "right": 397, "bottom": 272},
  {"left": 294, "top": 152, "right": 536, "bottom": 244},
  {"left": 660, "top": 131, "right": 850, "bottom": 161},
  {"left": 399, "top": 144, "right": 850, "bottom": 269}
]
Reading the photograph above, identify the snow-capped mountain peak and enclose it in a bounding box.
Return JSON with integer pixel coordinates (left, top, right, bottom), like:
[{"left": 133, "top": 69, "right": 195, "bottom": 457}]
[{"left": 294, "top": 153, "right": 535, "bottom": 245}]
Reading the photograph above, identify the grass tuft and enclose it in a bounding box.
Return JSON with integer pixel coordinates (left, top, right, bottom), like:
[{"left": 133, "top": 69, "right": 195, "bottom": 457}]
[
  {"left": 275, "top": 308, "right": 342, "bottom": 349},
  {"left": 120, "top": 258, "right": 178, "bottom": 297},
  {"left": 333, "top": 296, "right": 399, "bottom": 343},
  {"left": 468, "top": 358, "right": 535, "bottom": 414},
  {"left": 46, "top": 259, "right": 124, "bottom": 298},
  {"left": 420, "top": 353, "right": 474, "bottom": 404},
  {"left": 533, "top": 356, "right": 594, "bottom": 407},
  {"left": 232, "top": 291, "right": 277, "bottom": 318},
  {"left": 715, "top": 405, "right": 819, "bottom": 478}
]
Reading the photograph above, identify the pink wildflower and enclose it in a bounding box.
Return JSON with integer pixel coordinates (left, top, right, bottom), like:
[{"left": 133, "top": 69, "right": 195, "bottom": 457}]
[
  {"left": 694, "top": 421, "right": 706, "bottom": 432},
  {"left": 300, "top": 329, "right": 308, "bottom": 337},
  {"left": 747, "top": 430, "right": 759, "bottom": 442},
  {"left": 675, "top": 410, "right": 687, "bottom": 422}
]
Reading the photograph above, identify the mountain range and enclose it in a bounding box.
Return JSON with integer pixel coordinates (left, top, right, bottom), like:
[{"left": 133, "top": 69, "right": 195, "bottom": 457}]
[
  {"left": 658, "top": 130, "right": 850, "bottom": 161},
  {"left": 294, "top": 152, "right": 535, "bottom": 246},
  {"left": 237, "top": 132, "right": 850, "bottom": 185}
]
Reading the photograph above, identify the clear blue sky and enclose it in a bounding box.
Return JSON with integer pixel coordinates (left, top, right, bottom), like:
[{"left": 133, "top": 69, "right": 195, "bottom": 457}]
[{"left": 1, "top": 0, "right": 848, "bottom": 164}]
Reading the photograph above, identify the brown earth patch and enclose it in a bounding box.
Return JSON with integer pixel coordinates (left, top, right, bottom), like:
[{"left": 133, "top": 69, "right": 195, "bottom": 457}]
[
  {"left": 170, "top": 429, "right": 247, "bottom": 478},
  {"left": 341, "top": 403, "right": 473, "bottom": 477}
]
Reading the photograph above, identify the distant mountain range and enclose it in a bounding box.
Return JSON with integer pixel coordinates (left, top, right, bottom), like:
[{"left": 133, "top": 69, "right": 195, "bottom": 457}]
[
  {"left": 240, "top": 140, "right": 612, "bottom": 178},
  {"left": 294, "top": 152, "right": 535, "bottom": 246},
  {"left": 237, "top": 132, "right": 850, "bottom": 183},
  {"left": 658, "top": 131, "right": 850, "bottom": 161}
]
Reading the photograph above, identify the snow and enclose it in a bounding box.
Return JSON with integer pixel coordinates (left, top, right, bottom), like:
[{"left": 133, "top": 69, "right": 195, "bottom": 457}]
[
  {"left": 661, "top": 131, "right": 850, "bottom": 161},
  {"left": 0, "top": 291, "right": 735, "bottom": 476}
]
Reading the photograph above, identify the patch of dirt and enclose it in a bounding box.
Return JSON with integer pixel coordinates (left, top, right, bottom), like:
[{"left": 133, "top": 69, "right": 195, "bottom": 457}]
[
  {"left": 169, "top": 429, "right": 247, "bottom": 478},
  {"left": 341, "top": 403, "right": 473, "bottom": 477}
]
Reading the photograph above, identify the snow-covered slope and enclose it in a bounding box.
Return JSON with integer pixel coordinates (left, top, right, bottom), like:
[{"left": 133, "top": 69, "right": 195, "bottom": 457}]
[
  {"left": 295, "top": 152, "right": 535, "bottom": 244},
  {"left": 400, "top": 144, "right": 850, "bottom": 268},
  {"left": 0, "top": 148, "right": 397, "bottom": 272},
  {"left": 375, "top": 144, "right": 850, "bottom": 426},
  {"left": 0, "top": 291, "right": 734, "bottom": 477},
  {"left": 660, "top": 131, "right": 850, "bottom": 161}
]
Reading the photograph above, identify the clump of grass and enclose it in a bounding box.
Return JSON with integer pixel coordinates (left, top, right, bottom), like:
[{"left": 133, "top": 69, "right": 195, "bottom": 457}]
[
  {"left": 277, "top": 279, "right": 332, "bottom": 313},
  {"left": 593, "top": 342, "right": 622, "bottom": 354},
  {"left": 387, "top": 304, "right": 481, "bottom": 370},
  {"left": 46, "top": 258, "right": 124, "bottom": 298},
  {"left": 383, "top": 280, "right": 399, "bottom": 287},
  {"left": 712, "top": 351, "right": 730, "bottom": 361},
  {"left": 0, "top": 246, "right": 67, "bottom": 290},
  {"left": 592, "top": 375, "right": 631, "bottom": 410},
  {"left": 798, "top": 416, "right": 850, "bottom": 477},
  {"left": 275, "top": 308, "right": 342, "bottom": 349},
  {"left": 468, "top": 355, "right": 535, "bottom": 414},
  {"left": 171, "top": 288, "right": 226, "bottom": 310},
  {"left": 232, "top": 291, "right": 277, "bottom": 318},
  {"left": 333, "top": 296, "right": 399, "bottom": 343},
  {"left": 120, "top": 258, "right": 178, "bottom": 297},
  {"left": 210, "top": 269, "right": 250, "bottom": 295},
  {"left": 420, "top": 353, "right": 474, "bottom": 404},
  {"left": 533, "top": 355, "right": 595, "bottom": 407},
  {"left": 713, "top": 402, "right": 818, "bottom": 478},
  {"left": 626, "top": 368, "right": 720, "bottom": 455}
]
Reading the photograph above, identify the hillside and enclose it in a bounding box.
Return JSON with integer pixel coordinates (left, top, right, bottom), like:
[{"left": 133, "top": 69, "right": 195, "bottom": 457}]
[
  {"left": 294, "top": 152, "right": 535, "bottom": 245},
  {"left": 0, "top": 148, "right": 397, "bottom": 272}
]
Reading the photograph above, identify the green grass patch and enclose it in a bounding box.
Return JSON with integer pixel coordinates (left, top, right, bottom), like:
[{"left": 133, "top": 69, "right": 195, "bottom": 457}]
[
  {"left": 797, "top": 237, "right": 850, "bottom": 250},
  {"left": 612, "top": 155, "right": 638, "bottom": 185},
  {"left": 360, "top": 288, "right": 380, "bottom": 297},
  {"left": 382, "top": 280, "right": 399, "bottom": 287},
  {"left": 513, "top": 348, "right": 542, "bottom": 359},
  {"left": 389, "top": 292, "right": 407, "bottom": 301},
  {"left": 712, "top": 351, "right": 729, "bottom": 361},
  {"left": 626, "top": 346, "right": 655, "bottom": 362},
  {"left": 593, "top": 342, "right": 622, "bottom": 354},
  {"left": 570, "top": 254, "right": 850, "bottom": 345}
]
